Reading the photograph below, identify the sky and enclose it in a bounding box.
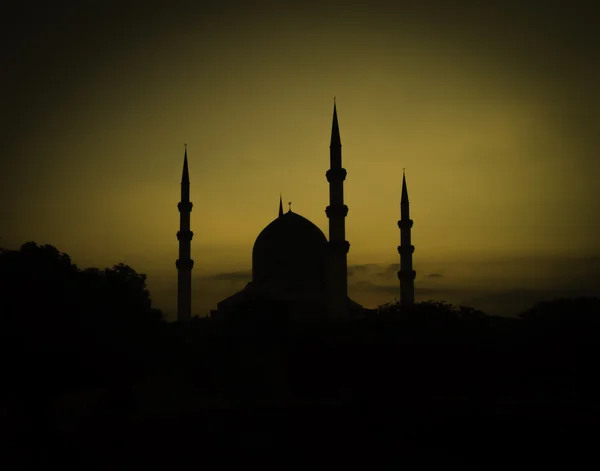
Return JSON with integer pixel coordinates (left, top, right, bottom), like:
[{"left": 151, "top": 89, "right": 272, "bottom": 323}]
[{"left": 2, "top": 1, "right": 599, "bottom": 320}]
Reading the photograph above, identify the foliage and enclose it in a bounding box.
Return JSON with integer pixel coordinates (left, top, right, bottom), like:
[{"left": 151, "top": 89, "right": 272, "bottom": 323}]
[
  {"left": 518, "top": 297, "right": 600, "bottom": 325},
  {"left": 375, "top": 299, "right": 487, "bottom": 323},
  {"left": 0, "top": 242, "right": 164, "bottom": 346}
]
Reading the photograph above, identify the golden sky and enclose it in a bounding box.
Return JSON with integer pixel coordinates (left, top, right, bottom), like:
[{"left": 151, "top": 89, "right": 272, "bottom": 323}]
[{"left": 2, "top": 1, "right": 599, "bottom": 319}]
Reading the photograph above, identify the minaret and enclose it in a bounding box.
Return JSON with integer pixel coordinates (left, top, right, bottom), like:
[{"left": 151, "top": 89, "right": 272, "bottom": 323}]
[
  {"left": 397, "top": 171, "right": 415, "bottom": 307},
  {"left": 176, "top": 146, "right": 194, "bottom": 321},
  {"left": 325, "top": 99, "right": 350, "bottom": 317},
  {"left": 279, "top": 194, "right": 284, "bottom": 217}
]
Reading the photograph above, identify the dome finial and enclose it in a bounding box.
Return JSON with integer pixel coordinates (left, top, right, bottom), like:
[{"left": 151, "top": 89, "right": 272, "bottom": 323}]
[{"left": 288, "top": 201, "right": 292, "bottom": 213}]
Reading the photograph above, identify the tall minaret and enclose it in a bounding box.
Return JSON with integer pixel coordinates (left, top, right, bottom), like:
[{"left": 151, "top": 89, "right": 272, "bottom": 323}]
[
  {"left": 279, "top": 194, "right": 284, "bottom": 218},
  {"left": 397, "top": 171, "right": 415, "bottom": 307},
  {"left": 325, "top": 99, "right": 350, "bottom": 317},
  {"left": 176, "top": 146, "right": 194, "bottom": 321}
]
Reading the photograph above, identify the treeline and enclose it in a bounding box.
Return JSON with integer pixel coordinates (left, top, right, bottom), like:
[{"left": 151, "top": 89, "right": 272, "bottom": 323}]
[
  {"left": 2, "top": 242, "right": 600, "bottom": 465},
  {"left": 2, "top": 241, "right": 600, "bottom": 406}
]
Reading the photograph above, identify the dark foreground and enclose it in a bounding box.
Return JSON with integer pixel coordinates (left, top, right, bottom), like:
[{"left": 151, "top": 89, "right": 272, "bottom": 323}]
[
  {"left": 5, "top": 398, "right": 600, "bottom": 469},
  {"left": 3, "top": 244, "right": 600, "bottom": 467},
  {"left": 5, "top": 312, "right": 600, "bottom": 468}
]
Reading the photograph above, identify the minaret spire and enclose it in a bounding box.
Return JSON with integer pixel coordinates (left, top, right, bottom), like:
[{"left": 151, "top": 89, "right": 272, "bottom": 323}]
[
  {"left": 330, "top": 99, "right": 341, "bottom": 152},
  {"left": 325, "top": 99, "right": 350, "bottom": 317},
  {"left": 182, "top": 146, "right": 190, "bottom": 182},
  {"left": 279, "top": 194, "right": 284, "bottom": 217},
  {"left": 176, "top": 145, "right": 194, "bottom": 321},
  {"left": 401, "top": 169, "right": 408, "bottom": 203},
  {"left": 397, "top": 170, "right": 415, "bottom": 308}
]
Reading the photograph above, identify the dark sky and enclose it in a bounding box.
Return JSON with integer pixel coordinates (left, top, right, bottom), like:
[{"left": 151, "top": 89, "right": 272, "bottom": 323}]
[{"left": 2, "top": 1, "right": 598, "bottom": 319}]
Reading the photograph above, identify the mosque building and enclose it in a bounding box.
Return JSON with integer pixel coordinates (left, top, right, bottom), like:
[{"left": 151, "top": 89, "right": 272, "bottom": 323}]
[{"left": 175, "top": 102, "right": 415, "bottom": 321}]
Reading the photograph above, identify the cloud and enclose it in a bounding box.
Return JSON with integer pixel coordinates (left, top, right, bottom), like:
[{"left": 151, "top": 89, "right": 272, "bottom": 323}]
[
  {"left": 350, "top": 280, "right": 454, "bottom": 297},
  {"left": 150, "top": 254, "right": 600, "bottom": 321},
  {"left": 373, "top": 264, "right": 399, "bottom": 279},
  {"left": 347, "top": 263, "right": 379, "bottom": 277},
  {"left": 365, "top": 264, "right": 446, "bottom": 282},
  {"left": 350, "top": 280, "right": 397, "bottom": 295}
]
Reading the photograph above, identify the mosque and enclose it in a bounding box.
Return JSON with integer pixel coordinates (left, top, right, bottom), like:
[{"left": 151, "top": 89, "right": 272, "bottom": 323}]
[{"left": 175, "top": 102, "right": 416, "bottom": 321}]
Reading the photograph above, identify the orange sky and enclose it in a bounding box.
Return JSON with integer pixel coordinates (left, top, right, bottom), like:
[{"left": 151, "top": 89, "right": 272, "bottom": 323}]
[{"left": 2, "top": 2, "right": 599, "bottom": 319}]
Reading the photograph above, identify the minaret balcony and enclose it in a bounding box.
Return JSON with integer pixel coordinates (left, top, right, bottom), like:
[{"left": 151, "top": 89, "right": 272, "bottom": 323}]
[
  {"left": 178, "top": 201, "right": 193, "bottom": 212},
  {"left": 326, "top": 168, "right": 347, "bottom": 183},
  {"left": 176, "top": 259, "right": 195, "bottom": 270},
  {"left": 325, "top": 204, "right": 349, "bottom": 219},
  {"left": 328, "top": 240, "right": 350, "bottom": 254},
  {"left": 397, "top": 219, "right": 413, "bottom": 229},
  {"left": 177, "top": 230, "right": 194, "bottom": 241},
  {"left": 397, "top": 270, "right": 416, "bottom": 280},
  {"left": 397, "top": 244, "right": 415, "bottom": 254}
]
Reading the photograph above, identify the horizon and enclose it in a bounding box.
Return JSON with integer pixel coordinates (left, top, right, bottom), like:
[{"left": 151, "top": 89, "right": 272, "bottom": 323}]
[
  {"left": 2, "top": 2, "right": 598, "bottom": 321},
  {"left": 3, "top": 239, "right": 598, "bottom": 321}
]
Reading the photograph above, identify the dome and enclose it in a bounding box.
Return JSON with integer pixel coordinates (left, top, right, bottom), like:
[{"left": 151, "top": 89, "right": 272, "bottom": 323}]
[{"left": 252, "top": 210, "right": 328, "bottom": 289}]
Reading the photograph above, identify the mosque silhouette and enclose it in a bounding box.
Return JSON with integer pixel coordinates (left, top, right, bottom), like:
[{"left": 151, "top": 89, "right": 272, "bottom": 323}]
[{"left": 176, "top": 102, "right": 416, "bottom": 321}]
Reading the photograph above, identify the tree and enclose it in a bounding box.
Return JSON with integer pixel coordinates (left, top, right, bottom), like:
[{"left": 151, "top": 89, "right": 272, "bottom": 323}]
[
  {"left": 376, "top": 299, "right": 486, "bottom": 323},
  {"left": 0, "top": 242, "right": 164, "bottom": 343},
  {"left": 0, "top": 242, "right": 167, "bottom": 413},
  {"left": 518, "top": 297, "right": 600, "bottom": 325}
]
